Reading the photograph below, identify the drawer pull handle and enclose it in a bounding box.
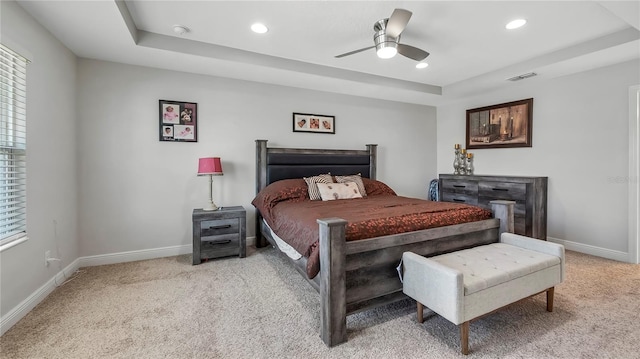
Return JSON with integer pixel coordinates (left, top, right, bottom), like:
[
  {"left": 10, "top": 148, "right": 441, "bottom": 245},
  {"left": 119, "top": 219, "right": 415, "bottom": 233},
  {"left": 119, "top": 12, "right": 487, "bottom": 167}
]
[
  {"left": 207, "top": 240, "right": 231, "bottom": 245},
  {"left": 208, "top": 225, "right": 232, "bottom": 230},
  {"left": 492, "top": 188, "right": 508, "bottom": 192},
  {"left": 453, "top": 185, "right": 466, "bottom": 188},
  {"left": 453, "top": 199, "right": 465, "bottom": 203}
]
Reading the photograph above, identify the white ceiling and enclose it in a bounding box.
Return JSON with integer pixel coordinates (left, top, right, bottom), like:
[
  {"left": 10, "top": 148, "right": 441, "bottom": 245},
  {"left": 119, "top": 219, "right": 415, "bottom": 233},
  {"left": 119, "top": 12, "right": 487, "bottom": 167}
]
[{"left": 15, "top": 0, "right": 640, "bottom": 106}]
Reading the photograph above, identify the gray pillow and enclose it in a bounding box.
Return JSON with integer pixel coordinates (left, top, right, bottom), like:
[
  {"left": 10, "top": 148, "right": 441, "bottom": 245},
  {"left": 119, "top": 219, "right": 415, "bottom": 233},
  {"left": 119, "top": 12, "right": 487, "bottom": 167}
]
[{"left": 335, "top": 173, "right": 367, "bottom": 197}]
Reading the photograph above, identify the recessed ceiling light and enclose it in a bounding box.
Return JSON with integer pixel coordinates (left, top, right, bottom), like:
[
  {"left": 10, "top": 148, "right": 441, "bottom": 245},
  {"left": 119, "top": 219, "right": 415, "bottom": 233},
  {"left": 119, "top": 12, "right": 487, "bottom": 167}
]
[
  {"left": 173, "top": 25, "right": 190, "bottom": 35},
  {"left": 416, "top": 62, "right": 429, "bottom": 69},
  {"left": 506, "top": 19, "right": 527, "bottom": 30},
  {"left": 251, "top": 23, "right": 268, "bottom": 34}
]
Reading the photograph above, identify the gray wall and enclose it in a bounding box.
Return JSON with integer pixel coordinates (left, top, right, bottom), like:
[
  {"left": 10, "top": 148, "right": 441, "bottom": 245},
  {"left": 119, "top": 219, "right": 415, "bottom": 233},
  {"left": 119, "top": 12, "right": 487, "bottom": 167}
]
[
  {"left": 0, "top": 1, "right": 78, "bottom": 317},
  {"left": 76, "top": 59, "right": 437, "bottom": 257},
  {"left": 437, "top": 60, "right": 640, "bottom": 258}
]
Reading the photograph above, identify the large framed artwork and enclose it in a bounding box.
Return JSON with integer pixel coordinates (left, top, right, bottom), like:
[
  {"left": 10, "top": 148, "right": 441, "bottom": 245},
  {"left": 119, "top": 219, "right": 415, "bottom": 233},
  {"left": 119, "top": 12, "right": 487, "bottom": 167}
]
[
  {"left": 466, "top": 98, "right": 533, "bottom": 149},
  {"left": 159, "top": 100, "right": 197, "bottom": 142},
  {"left": 292, "top": 112, "right": 335, "bottom": 134}
]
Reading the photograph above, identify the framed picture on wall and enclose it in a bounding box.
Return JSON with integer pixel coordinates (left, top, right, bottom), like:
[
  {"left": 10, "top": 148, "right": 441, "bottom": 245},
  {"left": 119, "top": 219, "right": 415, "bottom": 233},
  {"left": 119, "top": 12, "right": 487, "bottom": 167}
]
[
  {"left": 293, "top": 112, "right": 335, "bottom": 134},
  {"left": 159, "top": 100, "right": 197, "bottom": 142},
  {"left": 466, "top": 98, "right": 533, "bottom": 149}
]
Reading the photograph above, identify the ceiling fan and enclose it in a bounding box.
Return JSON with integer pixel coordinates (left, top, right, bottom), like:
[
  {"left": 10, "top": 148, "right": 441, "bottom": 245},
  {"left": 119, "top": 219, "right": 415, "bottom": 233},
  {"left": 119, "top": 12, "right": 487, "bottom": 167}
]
[{"left": 335, "top": 8, "right": 430, "bottom": 61}]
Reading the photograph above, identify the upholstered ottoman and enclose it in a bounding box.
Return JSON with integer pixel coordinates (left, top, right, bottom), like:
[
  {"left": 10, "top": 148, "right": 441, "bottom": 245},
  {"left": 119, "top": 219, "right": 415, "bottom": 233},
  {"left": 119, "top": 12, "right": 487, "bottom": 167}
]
[{"left": 402, "top": 233, "right": 565, "bottom": 355}]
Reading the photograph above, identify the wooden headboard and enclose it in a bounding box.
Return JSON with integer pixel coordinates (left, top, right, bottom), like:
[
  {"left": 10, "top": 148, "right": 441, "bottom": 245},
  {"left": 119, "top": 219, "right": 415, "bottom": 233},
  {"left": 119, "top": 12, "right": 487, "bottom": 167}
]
[
  {"left": 254, "top": 139, "right": 377, "bottom": 247},
  {"left": 255, "top": 139, "right": 377, "bottom": 193}
]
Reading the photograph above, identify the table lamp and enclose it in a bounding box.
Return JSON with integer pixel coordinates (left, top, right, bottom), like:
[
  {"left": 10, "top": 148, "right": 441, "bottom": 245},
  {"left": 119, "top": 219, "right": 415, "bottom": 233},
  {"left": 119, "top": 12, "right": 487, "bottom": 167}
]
[{"left": 197, "top": 157, "right": 223, "bottom": 211}]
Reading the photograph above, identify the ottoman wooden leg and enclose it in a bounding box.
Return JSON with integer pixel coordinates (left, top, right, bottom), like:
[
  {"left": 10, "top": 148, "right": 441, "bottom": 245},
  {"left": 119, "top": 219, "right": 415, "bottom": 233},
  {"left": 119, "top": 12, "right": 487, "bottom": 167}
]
[
  {"left": 460, "top": 321, "right": 470, "bottom": 355},
  {"left": 417, "top": 302, "right": 424, "bottom": 323},
  {"left": 547, "top": 287, "right": 555, "bottom": 312}
]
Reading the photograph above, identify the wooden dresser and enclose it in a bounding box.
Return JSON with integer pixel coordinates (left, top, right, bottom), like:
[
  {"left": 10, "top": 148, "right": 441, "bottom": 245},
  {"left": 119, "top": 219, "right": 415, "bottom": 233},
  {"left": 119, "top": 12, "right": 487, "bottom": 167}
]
[{"left": 439, "top": 174, "right": 548, "bottom": 240}]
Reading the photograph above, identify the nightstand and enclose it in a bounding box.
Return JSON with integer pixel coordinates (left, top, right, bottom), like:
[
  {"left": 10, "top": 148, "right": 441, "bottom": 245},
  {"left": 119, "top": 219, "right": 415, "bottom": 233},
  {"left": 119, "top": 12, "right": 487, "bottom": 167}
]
[{"left": 192, "top": 206, "right": 246, "bottom": 265}]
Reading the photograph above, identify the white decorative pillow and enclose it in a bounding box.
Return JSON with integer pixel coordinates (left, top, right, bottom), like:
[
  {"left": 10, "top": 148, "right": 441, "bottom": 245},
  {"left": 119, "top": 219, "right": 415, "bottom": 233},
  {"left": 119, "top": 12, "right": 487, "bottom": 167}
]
[
  {"left": 317, "top": 182, "right": 363, "bottom": 201},
  {"left": 303, "top": 173, "right": 333, "bottom": 201},
  {"left": 335, "top": 173, "right": 367, "bottom": 197}
]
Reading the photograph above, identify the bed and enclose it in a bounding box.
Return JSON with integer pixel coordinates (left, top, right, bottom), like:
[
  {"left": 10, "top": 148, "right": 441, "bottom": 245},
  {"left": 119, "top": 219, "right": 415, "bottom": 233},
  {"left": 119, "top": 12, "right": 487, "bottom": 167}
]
[{"left": 253, "top": 139, "right": 515, "bottom": 346}]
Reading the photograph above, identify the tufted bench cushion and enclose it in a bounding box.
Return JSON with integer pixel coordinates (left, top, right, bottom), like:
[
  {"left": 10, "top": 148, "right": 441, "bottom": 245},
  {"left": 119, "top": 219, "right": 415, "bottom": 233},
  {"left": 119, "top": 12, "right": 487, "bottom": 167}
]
[{"left": 430, "top": 243, "right": 561, "bottom": 295}]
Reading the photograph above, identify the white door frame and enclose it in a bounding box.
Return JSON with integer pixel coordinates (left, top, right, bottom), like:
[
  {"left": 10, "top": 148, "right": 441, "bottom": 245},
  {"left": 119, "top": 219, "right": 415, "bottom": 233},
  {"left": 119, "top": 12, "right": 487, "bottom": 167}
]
[{"left": 629, "top": 85, "right": 639, "bottom": 264}]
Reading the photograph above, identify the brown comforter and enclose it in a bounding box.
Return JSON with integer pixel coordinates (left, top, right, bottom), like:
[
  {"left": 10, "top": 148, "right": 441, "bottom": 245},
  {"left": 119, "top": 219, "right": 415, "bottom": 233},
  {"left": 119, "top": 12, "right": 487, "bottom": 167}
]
[{"left": 265, "top": 195, "right": 492, "bottom": 279}]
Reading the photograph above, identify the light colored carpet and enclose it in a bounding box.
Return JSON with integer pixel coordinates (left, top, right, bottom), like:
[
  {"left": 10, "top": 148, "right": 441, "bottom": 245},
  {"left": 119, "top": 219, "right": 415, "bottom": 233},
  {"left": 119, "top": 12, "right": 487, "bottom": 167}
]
[{"left": 1, "top": 246, "right": 639, "bottom": 358}]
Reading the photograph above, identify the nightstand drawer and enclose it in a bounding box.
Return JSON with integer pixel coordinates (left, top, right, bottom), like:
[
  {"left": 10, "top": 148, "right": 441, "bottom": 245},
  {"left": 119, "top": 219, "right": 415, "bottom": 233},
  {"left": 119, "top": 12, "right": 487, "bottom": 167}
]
[
  {"left": 201, "top": 218, "right": 239, "bottom": 238},
  {"left": 201, "top": 237, "right": 240, "bottom": 258}
]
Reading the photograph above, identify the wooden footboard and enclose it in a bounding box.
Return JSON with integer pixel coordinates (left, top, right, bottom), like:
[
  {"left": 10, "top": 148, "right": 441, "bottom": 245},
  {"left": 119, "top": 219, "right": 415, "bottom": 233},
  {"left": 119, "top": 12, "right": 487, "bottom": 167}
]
[{"left": 317, "top": 200, "right": 515, "bottom": 347}]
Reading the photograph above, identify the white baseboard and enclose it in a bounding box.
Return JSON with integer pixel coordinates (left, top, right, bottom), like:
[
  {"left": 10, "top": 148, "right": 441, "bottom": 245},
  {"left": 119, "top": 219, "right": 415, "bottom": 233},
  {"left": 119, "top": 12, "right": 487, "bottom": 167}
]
[
  {"left": 78, "top": 238, "right": 258, "bottom": 267},
  {"left": 247, "top": 235, "right": 256, "bottom": 247},
  {"left": 78, "top": 244, "right": 192, "bottom": 267},
  {"left": 547, "top": 236, "right": 631, "bottom": 262},
  {"left": 1, "top": 258, "right": 81, "bottom": 336}
]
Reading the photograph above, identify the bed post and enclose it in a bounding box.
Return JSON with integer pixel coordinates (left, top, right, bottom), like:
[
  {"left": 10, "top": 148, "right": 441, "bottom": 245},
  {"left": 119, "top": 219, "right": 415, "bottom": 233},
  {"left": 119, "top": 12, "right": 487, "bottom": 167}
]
[
  {"left": 255, "top": 139, "right": 268, "bottom": 248},
  {"left": 366, "top": 144, "right": 377, "bottom": 180},
  {"left": 317, "top": 217, "right": 348, "bottom": 347},
  {"left": 490, "top": 200, "right": 515, "bottom": 236}
]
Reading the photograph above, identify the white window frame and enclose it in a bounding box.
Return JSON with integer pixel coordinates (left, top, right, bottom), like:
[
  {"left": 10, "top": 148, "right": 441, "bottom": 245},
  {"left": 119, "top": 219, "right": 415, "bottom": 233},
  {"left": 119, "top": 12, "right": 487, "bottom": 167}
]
[
  {"left": 630, "top": 85, "right": 639, "bottom": 264},
  {"left": 0, "top": 43, "right": 28, "bottom": 252}
]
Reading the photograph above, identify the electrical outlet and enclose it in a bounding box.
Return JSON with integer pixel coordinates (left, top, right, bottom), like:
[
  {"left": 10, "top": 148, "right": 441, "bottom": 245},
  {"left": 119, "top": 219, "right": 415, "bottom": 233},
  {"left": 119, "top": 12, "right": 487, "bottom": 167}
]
[{"left": 45, "top": 250, "right": 51, "bottom": 267}]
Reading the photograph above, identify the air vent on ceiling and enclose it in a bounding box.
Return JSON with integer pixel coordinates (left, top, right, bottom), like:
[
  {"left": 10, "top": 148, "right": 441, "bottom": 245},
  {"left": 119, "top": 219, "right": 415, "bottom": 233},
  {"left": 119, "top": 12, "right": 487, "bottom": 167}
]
[{"left": 507, "top": 72, "right": 537, "bottom": 81}]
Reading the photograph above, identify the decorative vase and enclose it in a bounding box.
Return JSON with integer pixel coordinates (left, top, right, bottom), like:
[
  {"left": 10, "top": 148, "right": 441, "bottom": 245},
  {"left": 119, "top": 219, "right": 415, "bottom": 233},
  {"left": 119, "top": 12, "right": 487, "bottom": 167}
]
[
  {"left": 453, "top": 144, "right": 461, "bottom": 174},
  {"left": 459, "top": 149, "right": 467, "bottom": 175},
  {"left": 466, "top": 153, "right": 474, "bottom": 175}
]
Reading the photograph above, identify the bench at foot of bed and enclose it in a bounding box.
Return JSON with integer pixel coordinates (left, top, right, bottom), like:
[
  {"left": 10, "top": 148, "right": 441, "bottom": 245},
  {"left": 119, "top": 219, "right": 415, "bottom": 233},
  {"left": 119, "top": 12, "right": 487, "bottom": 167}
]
[{"left": 402, "top": 232, "right": 565, "bottom": 355}]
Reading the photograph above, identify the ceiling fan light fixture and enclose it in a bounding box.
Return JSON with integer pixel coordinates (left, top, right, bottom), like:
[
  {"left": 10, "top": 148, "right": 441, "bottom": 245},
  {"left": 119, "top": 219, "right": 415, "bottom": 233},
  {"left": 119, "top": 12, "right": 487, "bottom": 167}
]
[
  {"left": 334, "top": 9, "right": 429, "bottom": 61},
  {"left": 374, "top": 31, "right": 398, "bottom": 59},
  {"left": 376, "top": 45, "right": 397, "bottom": 59}
]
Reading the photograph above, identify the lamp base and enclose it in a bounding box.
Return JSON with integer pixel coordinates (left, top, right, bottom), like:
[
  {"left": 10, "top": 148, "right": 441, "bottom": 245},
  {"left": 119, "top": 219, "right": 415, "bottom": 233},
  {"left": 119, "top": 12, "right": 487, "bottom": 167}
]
[{"left": 202, "top": 203, "right": 219, "bottom": 211}]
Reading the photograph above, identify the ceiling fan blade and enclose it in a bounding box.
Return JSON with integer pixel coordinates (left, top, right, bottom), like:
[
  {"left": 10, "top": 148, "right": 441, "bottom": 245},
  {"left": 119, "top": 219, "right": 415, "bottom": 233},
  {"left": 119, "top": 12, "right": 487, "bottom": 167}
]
[
  {"left": 335, "top": 45, "right": 376, "bottom": 58},
  {"left": 397, "top": 43, "right": 430, "bottom": 61},
  {"left": 386, "top": 8, "right": 412, "bottom": 38}
]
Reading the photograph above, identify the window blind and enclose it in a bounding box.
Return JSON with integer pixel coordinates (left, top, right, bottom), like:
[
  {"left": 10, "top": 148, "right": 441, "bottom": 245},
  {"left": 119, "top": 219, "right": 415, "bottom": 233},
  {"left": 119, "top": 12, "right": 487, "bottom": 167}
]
[{"left": 0, "top": 44, "right": 28, "bottom": 247}]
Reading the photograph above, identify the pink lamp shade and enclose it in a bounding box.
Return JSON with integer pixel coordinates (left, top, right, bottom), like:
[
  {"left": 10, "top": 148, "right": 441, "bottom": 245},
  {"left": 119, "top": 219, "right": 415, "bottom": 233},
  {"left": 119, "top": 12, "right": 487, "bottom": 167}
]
[{"left": 197, "top": 157, "right": 223, "bottom": 176}]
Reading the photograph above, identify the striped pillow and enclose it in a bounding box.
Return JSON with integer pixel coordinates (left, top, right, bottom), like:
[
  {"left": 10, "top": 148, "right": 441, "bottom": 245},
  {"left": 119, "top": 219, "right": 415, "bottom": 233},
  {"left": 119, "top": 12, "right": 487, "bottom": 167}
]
[
  {"left": 304, "top": 173, "right": 333, "bottom": 200},
  {"left": 335, "top": 173, "right": 367, "bottom": 197}
]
